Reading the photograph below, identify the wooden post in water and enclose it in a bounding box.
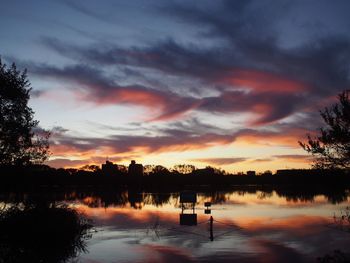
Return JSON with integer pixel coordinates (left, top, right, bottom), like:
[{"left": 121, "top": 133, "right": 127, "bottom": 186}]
[{"left": 209, "top": 216, "right": 214, "bottom": 241}]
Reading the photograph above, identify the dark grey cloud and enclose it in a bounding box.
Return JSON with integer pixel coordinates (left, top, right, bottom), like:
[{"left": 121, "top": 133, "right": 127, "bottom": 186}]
[
  {"left": 199, "top": 90, "right": 304, "bottom": 125},
  {"left": 41, "top": 35, "right": 350, "bottom": 100},
  {"left": 46, "top": 155, "right": 136, "bottom": 168},
  {"left": 40, "top": 37, "right": 231, "bottom": 82},
  {"left": 160, "top": 0, "right": 263, "bottom": 42},
  {"left": 46, "top": 158, "right": 87, "bottom": 168},
  {"left": 50, "top": 130, "right": 236, "bottom": 155},
  {"left": 62, "top": 0, "right": 106, "bottom": 21},
  {"left": 51, "top": 126, "right": 69, "bottom": 135},
  {"left": 30, "top": 89, "right": 44, "bottom": 98},
  {"left": 161, "top": 117, "right": 230, "bottom": 136},
  {"left": 159, "top": 0, "right": 350, "bottom": 95}
]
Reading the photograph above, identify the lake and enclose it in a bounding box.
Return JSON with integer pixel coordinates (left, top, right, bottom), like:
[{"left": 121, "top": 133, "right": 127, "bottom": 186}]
[{"left": 0, "top": 187, "right": 349, "bottom": 262}]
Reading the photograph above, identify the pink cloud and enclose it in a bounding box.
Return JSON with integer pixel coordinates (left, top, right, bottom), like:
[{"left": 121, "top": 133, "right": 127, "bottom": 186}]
[{"left": 222, "top": 69, "right": 310, "bottom": 93}]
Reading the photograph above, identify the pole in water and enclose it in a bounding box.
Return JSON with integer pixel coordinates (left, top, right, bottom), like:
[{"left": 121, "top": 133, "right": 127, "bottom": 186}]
[{"left": 209, "top": 216, "right": 214, "bottom": 241}]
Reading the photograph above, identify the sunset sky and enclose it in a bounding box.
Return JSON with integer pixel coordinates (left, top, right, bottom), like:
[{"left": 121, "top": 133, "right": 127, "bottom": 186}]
[{"left": 1, "top": 0, "right": 350, "bottom": 172}]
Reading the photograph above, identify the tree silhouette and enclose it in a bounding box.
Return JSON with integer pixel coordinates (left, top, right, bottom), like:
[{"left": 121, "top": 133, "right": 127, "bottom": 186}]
[
  {"left": 0, "top": 58, "right": 50, "bottom": 166},
  {"left": 173, "top": 164, "right": 196, "bottom": 174},
  {"left": 151, "top": 165, "right": 170, "bottom": 175},
  {"left": 80, "top": 164, "right": 101, "bottom": 172},
  {"left": 299, "top": 90, "right": 350, "bottom": 169},
  {"left": 0, "top": 204, "right": 92, "bottom": 263}
]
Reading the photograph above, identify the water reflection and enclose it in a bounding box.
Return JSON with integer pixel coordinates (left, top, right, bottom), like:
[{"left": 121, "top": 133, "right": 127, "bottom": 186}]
[
  {"left": 78, "top": 190, "right": 349, "bottom": 262},
  {"left": 0, "top": 187, "right": 349, "bottom": 262},
  {"left": 1, "top": 186, "right": 348, "bottom": 209},
  {"left": 179, "top": 191, "right": 197, "bottom": 226}
]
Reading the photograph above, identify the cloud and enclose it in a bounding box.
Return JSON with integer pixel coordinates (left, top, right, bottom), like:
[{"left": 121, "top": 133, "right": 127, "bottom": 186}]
[
  {"left": 7, "top": 0, "right": 350, "bottom": 168},
  {"left": 46, "top": 155, "right": 133, "bottom": 168},
  {"left": 191, "top": 157, "right": 247, "bottom": 166},
  {"left": 39, "top": 26, "right": 350, "bottom": 126},
  {"left": 272, "top": 154, "right": 312, "bottom": 163},
  {"left": 46, "top": 158, "right": 88, "bottom": 168},
  {"left": 54, "top": 129, "right": 297, "bottom": 158},
  {"left": 30, "top": 89, "right": 45, "bottom": 98},
  {"left": 47, "top": 119, "right": 310, "bottom": 168},
  {"left": 61, "top": 0, "right": 107, "bottom": 22},
  {"left": 221, "top": 69, "right": 309, "bottom": 93},
  {"left": 27, "top": 58, "right": 312, "bottom": 125},
  {"left": 28, "top": 62, "right": 199, "bottom": 121},
  {"left": 5, "top": 0, "right": 350, "bottom": 128},
  {"left": 49, "top": 131, "right": 236, "bottom": 157},
  {"left": 251, "top": 158, "right": 273, "bottom": 162},
  {"left": 51, "top": 126, "right": 69, "bottom": 135},
  {"left": 161, "top": 1, "right": 350, "bottom": 95},
  {"left": 198, "top": 90, "right": 305, "bottom": 125}
]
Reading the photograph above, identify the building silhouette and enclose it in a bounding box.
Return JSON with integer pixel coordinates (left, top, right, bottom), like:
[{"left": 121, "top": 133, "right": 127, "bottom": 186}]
[
  {"left": 101, "top": 160, "right": 119, "bottom": 175},
  {"left": 247, "top": 171, "right": 256, "bottom": 176},
  {"left": 192, "top": 167, "right": 214, "bottom": 176},
  {"left": 128, "top": 160, "right": 143, "bottom": 176}
]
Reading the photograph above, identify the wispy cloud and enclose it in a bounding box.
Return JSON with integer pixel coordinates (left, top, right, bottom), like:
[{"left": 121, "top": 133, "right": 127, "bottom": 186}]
[{"left": 191, "top": 157, "right": 247, "bottom": 166}]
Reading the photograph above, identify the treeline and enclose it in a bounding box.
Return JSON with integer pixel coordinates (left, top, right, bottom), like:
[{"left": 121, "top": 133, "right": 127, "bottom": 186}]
[
  {"left": 1, "top": 164, "right": 350, "bottom": 190},
  {"left": 83, "top": 163, "right": 227, "bottom": 176}
]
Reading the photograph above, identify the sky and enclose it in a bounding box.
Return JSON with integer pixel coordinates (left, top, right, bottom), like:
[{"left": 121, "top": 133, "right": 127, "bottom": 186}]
[{"left": 1, "top": 0, "right": 350, "bottom": 172}]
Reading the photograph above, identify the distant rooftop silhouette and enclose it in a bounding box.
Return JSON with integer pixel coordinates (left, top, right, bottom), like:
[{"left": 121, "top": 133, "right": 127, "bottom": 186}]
[{"left": 128, "top": 160, "right": 143, "bottom": 176}]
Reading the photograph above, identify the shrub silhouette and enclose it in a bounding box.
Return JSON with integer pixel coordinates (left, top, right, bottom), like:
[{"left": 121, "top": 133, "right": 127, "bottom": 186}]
[{"left": 0, "top": 204, "right": 92, "bottom": 263}]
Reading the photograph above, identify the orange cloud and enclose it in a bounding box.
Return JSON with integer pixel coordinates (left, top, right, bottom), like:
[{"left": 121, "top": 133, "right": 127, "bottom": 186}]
[
  {"left": 236, "top": 128, "right": 308, "bottom": 147},
  {"left": 84, "top": 86, "right": 199, "bottom": 121},
  {"left": 223, "top": 69, "right": 310, "bottom": 93}
]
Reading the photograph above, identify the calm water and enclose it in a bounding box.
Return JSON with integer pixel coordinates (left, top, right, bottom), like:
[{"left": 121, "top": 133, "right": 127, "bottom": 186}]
[{"left": 1, "top": 188, "right": 350, "bottom": 262}]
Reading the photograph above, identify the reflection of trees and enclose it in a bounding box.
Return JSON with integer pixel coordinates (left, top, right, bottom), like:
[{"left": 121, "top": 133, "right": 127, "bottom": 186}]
[
  {"left": 128, "top": 190, "right": 144, "bottom": 209},
  {"left": 81, "top": 191, "right": 129, "bottom": 208},
  {"left": 201, "top": 192, "right": 228, "bottom": 204},
  {"left": 275, "top": 188, "right": 349, "bottom": 204},
  {"left": 0, "top": 204, "right": 92, "bottom": 263},
  {"left": 143, "top": 193, "right": 173, "bottom": 207},
  {"left": 284, "top": 195, "right": 315, "bottom": 203},
  {"left": 0, "top": 187, "right": 348, "bottom": 211},
  {"left": 332, "top": 207, "right": 350, "bottom": 232},
  {"left": 326, "top": 191, "right": 349, "bottom": 204},
  {"left": 79, "top": 191, "right": 175, "bottom": 209},
  {"left": 127, "top": 191, "right": 175, "bottom": 209},
  {"left": 257, "top": 190, "right": 273, "bottom": 200}
]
